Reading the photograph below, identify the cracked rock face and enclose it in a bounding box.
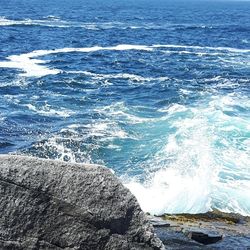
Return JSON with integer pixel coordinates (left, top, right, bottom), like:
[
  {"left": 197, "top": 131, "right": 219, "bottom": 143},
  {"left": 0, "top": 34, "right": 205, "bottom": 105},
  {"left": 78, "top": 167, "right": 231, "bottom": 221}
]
[{"left": 0, "top": 155, "right": 164, "bottom": 250}]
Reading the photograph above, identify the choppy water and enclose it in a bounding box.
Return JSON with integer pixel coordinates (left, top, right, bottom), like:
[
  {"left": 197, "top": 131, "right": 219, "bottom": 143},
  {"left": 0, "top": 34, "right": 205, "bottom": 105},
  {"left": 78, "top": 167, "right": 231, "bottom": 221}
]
[{"left": 0, "top": 0, "right": 249, "bottom": 215}]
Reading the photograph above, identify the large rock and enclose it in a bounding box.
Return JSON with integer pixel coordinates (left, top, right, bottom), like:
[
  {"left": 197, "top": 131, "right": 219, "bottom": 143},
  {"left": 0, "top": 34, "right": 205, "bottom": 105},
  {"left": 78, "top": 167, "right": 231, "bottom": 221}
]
[{"left": 0, "top": 155, "right": 164, "bottom": 250}]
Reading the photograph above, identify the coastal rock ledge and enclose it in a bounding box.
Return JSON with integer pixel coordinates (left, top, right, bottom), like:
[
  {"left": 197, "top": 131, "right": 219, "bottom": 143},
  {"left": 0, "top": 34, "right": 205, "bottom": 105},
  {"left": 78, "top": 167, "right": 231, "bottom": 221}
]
[{"left": 0, "top": 155, "right": 164, "bottom": 250}]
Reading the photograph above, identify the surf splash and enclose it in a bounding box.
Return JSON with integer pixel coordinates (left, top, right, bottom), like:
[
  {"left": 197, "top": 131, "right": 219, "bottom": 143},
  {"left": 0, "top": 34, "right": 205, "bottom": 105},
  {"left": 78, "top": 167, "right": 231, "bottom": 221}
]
[
  {"left": 125, "top": 93, "right": 250, "bottom": 215},
  {"left": 0, "top": 43, "right": 249, "bottom": 216}
]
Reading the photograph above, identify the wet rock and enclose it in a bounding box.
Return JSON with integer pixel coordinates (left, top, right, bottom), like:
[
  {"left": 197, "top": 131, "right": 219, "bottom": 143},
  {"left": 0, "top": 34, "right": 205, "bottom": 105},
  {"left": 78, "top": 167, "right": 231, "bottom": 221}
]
[
  {"left": 0, "top": 154, "right": 164, "bottom": 250},
  {"left": 152, "top": 222, "right": 171, "bottom": 228},
  {"left": 187, "top": 231, "right": 223, "bottom": 245},
  {"left": 152, "top": 211, "right": 250, "bottom": 249},
  {"left": 154, "top": 228, "right": 210, "bottom": 250},
  {"left": 149, "top": 217, "right": 171, "bottom": 228}
]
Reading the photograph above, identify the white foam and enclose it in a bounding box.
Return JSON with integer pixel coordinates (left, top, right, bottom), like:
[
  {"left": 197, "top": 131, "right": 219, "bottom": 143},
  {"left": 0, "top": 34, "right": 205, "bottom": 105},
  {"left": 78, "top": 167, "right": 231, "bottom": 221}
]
[
  {"left": 123, "top": 92, "right": 250, "bottom": 215},
  {"left": 33, "top": 119, "right": 130, "bottom": 163},
  {"left": 0, "top": 77, "right": 28, "bottom": 87},
  {"left": 68, "top": 71, "right": 169, "bottom": 84},
  {"left": 0, "top": 16, "right": 70, "bottom": 28},
  {"left": 126, "top": 167, "right": 212, "bottom": 215},
  {"left": 0, "top": 52, "right": 60, "bottom": 77},
  {"left": 0, "top": 43, "right": 248, "bottom": 77},
  {"left": 0, "top": 17, "right": 118, "bottom": 29},
  {"left": 0, "top": 116, "right": 5, "bottom": 122},
  {"left": 0, "top": 17, "right": 207, "bottom": 31},
  {"left": 84, "top": 121, "right": 129, "bottom": 139},
  {"left": 159, "top": 103, "right": 188, "bottom": 114},
  {"left": 152, "top": 44, "right": 250, "bottom": 53},
  {"left": 0, "top": 45, "right": 153, "bottom": 77},
  {"left": 162, "top": 50, "right": 223, "bottom": 57},
  {"left": 24, "top": 103, "right": 74, "bottom": 117},
  {"left": 94, "top": 102, "right": 157, "bottom": 125},
  {"left": 125, "top": 117, "right": 216, "bottom": 215}
]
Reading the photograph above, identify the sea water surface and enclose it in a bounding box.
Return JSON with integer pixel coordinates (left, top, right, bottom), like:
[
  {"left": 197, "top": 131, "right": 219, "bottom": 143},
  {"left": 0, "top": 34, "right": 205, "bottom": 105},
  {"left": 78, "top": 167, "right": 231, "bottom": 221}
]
[{"left": 0, "top": 0, "right": 249, "bottom": 215}]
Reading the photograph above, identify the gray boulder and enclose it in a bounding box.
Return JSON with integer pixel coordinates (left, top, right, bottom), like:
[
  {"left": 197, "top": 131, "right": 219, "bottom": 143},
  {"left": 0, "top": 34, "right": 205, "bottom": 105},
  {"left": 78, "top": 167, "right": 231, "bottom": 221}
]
[{"left": 0, "top": 155, "right": 164, "bottom": 250}]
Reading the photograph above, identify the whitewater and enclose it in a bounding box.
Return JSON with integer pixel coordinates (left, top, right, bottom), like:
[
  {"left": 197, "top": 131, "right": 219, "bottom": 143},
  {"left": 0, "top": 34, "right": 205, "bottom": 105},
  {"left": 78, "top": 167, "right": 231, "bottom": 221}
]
[{"left": 0, "top": 0, "right": 249, "bottom": 216}]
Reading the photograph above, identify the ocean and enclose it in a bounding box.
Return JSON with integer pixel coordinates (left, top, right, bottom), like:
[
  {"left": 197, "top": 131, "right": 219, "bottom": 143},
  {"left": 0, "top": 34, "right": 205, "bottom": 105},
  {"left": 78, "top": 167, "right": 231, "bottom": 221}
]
[{"left": 0, "top": 0, "right": 249, "bottom": 216}]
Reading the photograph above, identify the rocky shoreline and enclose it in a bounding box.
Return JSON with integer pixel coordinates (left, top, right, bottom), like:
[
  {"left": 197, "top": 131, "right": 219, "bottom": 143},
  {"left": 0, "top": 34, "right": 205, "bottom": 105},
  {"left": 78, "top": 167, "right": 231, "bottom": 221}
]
[
  {"left": 151, "top": 210, "right": 250, "bottom": 249},
  {"left": 0, "top": 155, "right": 249, "bottom": 249}
]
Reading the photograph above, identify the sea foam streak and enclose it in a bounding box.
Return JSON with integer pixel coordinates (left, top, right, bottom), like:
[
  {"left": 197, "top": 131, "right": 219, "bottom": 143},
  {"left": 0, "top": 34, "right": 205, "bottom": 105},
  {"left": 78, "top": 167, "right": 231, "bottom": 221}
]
[
  {"left": 0, "top": 16, "right": 70, "bottom": 28},
  {"left": 0, "top": 45, "right": 152, "bottom": 77},
  {"left": 0, "top": 17, "right": 217, "bottom": 30},
  {"left": 0, "top": 44, "right": 249, "bottom": 77},
  {"left": 0, "top": 17, "right": 131, "bottom": 29},
  {"left": 152, "top": 44, "right": 250, "bottom": 53},
  {"left": 67, "top": 71, "right": 170, "bottom": 84}
]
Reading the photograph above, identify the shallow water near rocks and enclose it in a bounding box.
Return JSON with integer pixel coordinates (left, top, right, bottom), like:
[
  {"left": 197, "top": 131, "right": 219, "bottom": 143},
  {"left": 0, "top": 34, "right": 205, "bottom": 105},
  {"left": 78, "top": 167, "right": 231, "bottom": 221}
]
[{"left": 0, "top": 0, "right": 249, "bottom": 216}]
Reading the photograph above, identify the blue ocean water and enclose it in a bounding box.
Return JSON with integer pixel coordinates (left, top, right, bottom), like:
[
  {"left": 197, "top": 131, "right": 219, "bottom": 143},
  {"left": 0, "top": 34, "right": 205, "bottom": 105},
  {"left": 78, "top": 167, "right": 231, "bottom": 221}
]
[{"left": 0, "top": 0, "right": 249, "bottom": 215}]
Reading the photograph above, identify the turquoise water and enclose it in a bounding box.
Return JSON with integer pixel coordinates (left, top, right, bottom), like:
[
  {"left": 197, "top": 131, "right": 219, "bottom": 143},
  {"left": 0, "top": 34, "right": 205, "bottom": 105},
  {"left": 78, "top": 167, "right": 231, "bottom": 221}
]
[{"left": 0, "top": 0, "right": 249, "bottom": 215}]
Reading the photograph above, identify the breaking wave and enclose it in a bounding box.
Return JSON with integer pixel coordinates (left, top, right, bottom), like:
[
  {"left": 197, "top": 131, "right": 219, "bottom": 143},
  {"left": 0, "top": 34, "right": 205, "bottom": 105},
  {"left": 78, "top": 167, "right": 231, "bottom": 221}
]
[{"left": 1, "top": 43, "right": 249, "bottom": 216}]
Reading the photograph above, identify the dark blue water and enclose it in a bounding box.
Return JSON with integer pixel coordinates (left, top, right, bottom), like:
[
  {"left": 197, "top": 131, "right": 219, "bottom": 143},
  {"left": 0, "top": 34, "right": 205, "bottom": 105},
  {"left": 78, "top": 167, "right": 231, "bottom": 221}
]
[{"left": 0, "top": 0, "right": 249, "bottom": 215}]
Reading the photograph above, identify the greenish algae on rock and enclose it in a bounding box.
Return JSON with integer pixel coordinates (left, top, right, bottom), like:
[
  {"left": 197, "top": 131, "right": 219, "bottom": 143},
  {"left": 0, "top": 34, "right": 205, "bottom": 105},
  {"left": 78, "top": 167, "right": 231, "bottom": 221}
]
[{"left": 150, "top": 210, "right": 250, "bottom": 249}]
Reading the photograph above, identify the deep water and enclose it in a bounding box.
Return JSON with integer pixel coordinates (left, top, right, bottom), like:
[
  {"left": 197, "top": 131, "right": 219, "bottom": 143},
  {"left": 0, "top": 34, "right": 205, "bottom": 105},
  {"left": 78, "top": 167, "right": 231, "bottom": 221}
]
[{"left": 0, "top": 0, "right": 249, "bottom": 215}]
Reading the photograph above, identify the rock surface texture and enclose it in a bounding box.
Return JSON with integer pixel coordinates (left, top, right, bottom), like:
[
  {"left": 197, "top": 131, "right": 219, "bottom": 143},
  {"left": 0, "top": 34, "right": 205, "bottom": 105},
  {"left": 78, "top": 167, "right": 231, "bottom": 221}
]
[
  {"left": 150, "top": 211, "right": 250, "bottom": 249},
  {"left": 0, "top": 155, "right": 164, "bottom": 250}
]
